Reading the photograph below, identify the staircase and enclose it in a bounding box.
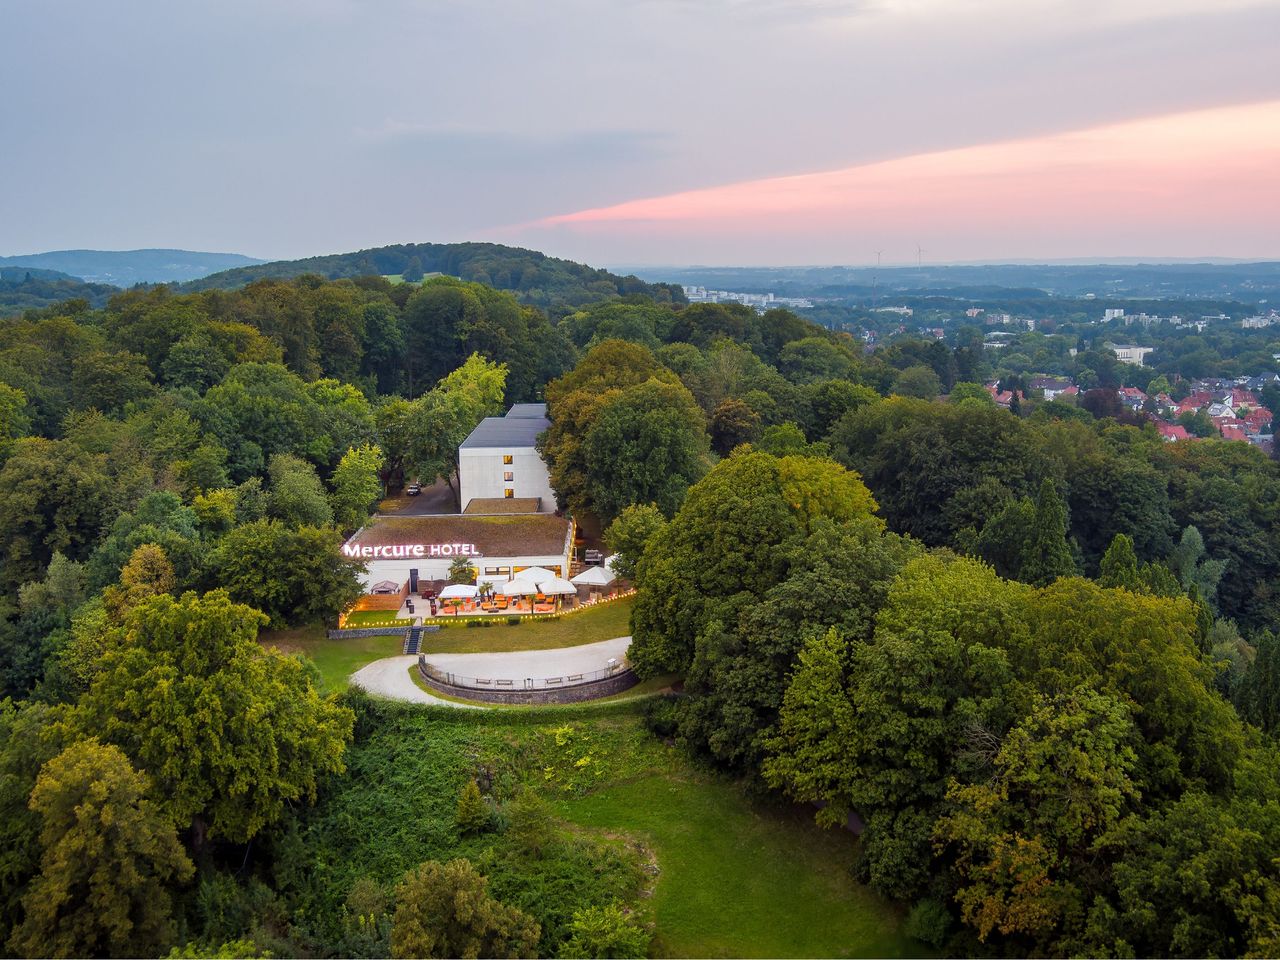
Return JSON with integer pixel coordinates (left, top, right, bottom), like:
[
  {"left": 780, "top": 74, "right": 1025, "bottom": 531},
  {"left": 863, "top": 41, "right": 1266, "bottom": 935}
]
[{"left": 403, "top": 625, "right": 423, "bottom": 655}]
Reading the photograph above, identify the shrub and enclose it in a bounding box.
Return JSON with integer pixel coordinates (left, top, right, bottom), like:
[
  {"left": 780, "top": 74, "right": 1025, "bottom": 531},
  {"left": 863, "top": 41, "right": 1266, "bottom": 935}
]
[
  {"left": 905, "top": 898, "right": 951, "bottom": 948},
  {"left": 642, "top": 694, "right": 682, "bottom": 738},
  {"left": 455, "top": 779, "right": 490, "bottom": 835},
  {"left": 506, "top": 616, "right": 522, "bottom": 626},
  {"left": 556, "top": 903, "right": 651, "bottom": 959}
]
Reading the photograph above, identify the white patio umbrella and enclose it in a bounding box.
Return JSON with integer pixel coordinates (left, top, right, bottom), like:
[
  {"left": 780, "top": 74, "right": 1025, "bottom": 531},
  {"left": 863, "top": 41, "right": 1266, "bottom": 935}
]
[
  {"left": 571, "top": 565, "right": 616, "bottom": 587},
  {"left": 438, "top": 583, "right": 478, "bottom": 600},
  {"left": 537, "top": 578, "right": 576, "bottom": 595},
  {"left": 513, "top": 566, "right": 558, "bottom": 583},
  {"left": 495, "top": 579, "right": 539, "bottom": 596}
]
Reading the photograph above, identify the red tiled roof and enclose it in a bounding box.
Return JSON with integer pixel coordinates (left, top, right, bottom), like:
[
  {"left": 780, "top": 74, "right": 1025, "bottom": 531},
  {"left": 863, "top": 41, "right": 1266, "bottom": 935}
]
[{"left": 1156, "top": 423, "right": 1191, "bottom": 441}]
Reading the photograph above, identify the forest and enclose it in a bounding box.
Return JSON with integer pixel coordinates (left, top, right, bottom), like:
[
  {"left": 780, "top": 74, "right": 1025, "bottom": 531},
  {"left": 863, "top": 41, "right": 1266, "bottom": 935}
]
[
  {"left": 0, "top": 268, "right": 1278, "bottom": 957},
  {"left": 183, "top": 242, "right": 686, "bottom": 313}
]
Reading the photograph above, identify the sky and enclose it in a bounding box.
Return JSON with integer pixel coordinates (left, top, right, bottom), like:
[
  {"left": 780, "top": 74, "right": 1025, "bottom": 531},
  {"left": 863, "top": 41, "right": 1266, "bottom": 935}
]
[{"left": 2, "top": 0, "right": 1279, "bottom": 267}]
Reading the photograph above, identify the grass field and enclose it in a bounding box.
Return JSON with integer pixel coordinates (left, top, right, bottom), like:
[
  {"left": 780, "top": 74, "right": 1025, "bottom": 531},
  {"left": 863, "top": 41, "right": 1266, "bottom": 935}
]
[
  {"left": 300, "top": 702, "right": 914, "bottom": 958},
  {"left": 260, "top": 624, "right": 402, "bottom": 693},
  {"left": 561, "top": 774, "right": 910, "bottom": 958}
]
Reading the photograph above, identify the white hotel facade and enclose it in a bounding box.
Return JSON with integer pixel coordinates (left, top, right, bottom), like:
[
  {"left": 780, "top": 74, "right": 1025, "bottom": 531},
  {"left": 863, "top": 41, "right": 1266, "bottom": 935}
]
[{"left": 342, "top": 403, "right": 572, "bottom": 594}]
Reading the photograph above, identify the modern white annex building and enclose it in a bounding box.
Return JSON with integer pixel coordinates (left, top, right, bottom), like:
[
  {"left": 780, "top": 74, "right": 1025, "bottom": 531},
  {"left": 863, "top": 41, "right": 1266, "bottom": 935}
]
[{"left": 458, "top": 403, "right": 557, "bottom": 512}]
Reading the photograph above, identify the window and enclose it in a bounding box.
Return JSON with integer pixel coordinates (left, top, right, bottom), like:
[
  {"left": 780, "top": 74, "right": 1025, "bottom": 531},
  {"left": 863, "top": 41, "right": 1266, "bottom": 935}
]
[
  {"left": 502, "top": 454, "right": 513, "bottom": 464},
  {"left": 504, "top": 471, "right": 514, "bottom": 482},
  {"left": 504, "top": 488, "right": 514, "bottom": 498},
  {"left": 484, "top": 566, "right": 510, "bottom": 576}
]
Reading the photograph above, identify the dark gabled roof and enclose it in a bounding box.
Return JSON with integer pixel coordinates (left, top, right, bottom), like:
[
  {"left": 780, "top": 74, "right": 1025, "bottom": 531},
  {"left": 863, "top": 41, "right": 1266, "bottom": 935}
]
[
  {"left": 347, "top": 514, "right": 571, "bottom": 557},
  {"left": 505, "top": 403, "right": 548, "bottom": 418}
]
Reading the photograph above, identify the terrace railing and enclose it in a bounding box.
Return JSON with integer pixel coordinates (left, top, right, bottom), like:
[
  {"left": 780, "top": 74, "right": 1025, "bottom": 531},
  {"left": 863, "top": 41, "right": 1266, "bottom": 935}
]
[{"left": 417, "top": 655, "right": 628, "bottom": 691}]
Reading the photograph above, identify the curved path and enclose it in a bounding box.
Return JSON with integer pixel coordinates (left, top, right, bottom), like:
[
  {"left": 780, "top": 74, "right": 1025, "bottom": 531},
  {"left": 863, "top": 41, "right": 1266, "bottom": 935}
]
[{"left": 350, "top": 636, "right": 633, "bottom": 706}]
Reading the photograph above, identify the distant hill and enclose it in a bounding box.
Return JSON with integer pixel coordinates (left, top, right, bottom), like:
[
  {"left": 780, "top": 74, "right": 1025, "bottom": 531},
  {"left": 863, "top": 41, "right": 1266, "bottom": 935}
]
[
  {"left": 0, "top": 249, "right": 264, "bottom": 286},
  {"left": 0, "top": 267, "right": 118, "bottom": 316},
  {"left": 187, "top": 241, "right": 686, "bottom": 311}
]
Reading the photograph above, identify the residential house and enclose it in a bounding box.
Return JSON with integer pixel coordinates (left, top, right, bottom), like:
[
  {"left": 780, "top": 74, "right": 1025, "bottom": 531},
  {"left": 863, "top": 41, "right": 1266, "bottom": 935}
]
[{"left": 1155, "top": 422, "right": 1191, "bottom": 442}]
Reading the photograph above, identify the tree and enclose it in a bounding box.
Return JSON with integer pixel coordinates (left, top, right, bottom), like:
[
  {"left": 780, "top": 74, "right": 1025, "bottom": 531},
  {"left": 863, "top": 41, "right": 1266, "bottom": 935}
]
[
  {"left": 973, "top": 495, "right": 1035, "bottom": 580},
  {"left": 949, "top": 381, "right": 993, "bottom": 405},
  {"left": 9, "top": 739, "right": 193, "bottom": 959},
  {"left": 581, "top": 378, "right": 711, "bottom": 523},
  {"left": 402, "top": 257, "right": 425, "bottom": 283},
  {"left": 0, "top": 383, "right": 30, "bottom": 462},
  {"left": 892, "top": 364, "right": 942, "bottom": 400},
  {"left": 541, "top": 340, "right": 679, "bottom": 516},
  {"left": 1021, "top": 478, "right": 1076, "bottom": 586},
  {"left": 406, "top": 354, "right": 507, "bottom": 509},
  {"left": 709, "top": 397, "right": 760, "bottom": 456},
  {"left": 1097, "top": 533, "right": 1142, "bottom": 591},
  {"left": 629, "top": 449, "right": 880, "bottom": 677},
  {"left": 1177, "top": 408, "right": 1217, "bottom": 437},
  {"left": 102, "top": 543, "right": 177, "bottom": 622},
  {"left": 447, "top": 557, "right": 478, "bottom": 586},
  {"left": 0, "top": 438, "right": 114, "bottom": 590},
  {"left": 390, "top": 859, "right": 540, "bottom": 959},
  {"left": 1235, "top": 629, "right": 1280, "bottom": 732},
  {"left": 209, "top": 521, "right": 364, "bottom": 627},
  {"left": 1169, "top": 525, "right": 1226, "bottom": 609},
  {"left": 934, "top": 689, "right": 1140, "bottom": 946},
  {"left": 0, "top": 701, "right": 68, "bottom": 941},
  {"left": 70, "top": 591, "right": 355, "bottom": 843},
  {"left": 330, "top": 443, "right": 384, "bottom": 531},
  {"left": 455, "top": 779, "right": 489, "bottom": 834},
  {"left": 556, "top": 903, "right": 650, "bottom": 959},
  {"left": 761, "top": 629, "right": 858, "bottom": 826},
  {"left": 603, "top": 503, "right": 667, "bottom": 584},
  {"left": 266, "top": 453, "right": 333, "bottom": 527},
  {"left": 70, "top": 349, "right": 155, "bottom": 414}
]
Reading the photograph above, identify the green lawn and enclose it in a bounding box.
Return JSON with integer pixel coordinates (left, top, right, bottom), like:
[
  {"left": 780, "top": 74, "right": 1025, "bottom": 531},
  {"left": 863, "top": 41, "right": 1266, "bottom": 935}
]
[
  {"left": 423, "top": 596, "right": 634, "bottom": 654},
  {"left": 559, "top": 772, "right": 912, "bottom": 958},
  {"left": 302, "top": 703, "right": 914, "bottom": 958},
  {"left": 260, "top": 624, "right": 402, "bottom": 693},
  {"left": 342, "top": 610, "right": 411, "bottom": 628}
]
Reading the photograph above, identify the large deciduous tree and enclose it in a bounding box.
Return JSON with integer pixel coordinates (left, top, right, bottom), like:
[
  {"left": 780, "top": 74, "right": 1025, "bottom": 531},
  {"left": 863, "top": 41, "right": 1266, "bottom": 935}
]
[
  {"left": 9, "top": 739, "right": 193, "bottom": 959},
  {"left": 330, "top": 443, "right": 384, "bottom": 531},
  {"left": 581, "top": 378, "right": 710, "bottom": 523},
  {"left": 405, "top": 353, "right": 507, "bottom": 508},
  {"left": 69, "top": 591, "right": 355, "bottom": 843},
  {"left": 209, "top": 521, "right": 363, "bottom": 628}
]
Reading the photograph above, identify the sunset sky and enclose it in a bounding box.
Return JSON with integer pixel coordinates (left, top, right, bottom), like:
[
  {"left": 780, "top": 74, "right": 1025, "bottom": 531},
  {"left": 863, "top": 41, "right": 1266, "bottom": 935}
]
[{"left": 3, "top": 0, "right": 1278, "bottom": 266}]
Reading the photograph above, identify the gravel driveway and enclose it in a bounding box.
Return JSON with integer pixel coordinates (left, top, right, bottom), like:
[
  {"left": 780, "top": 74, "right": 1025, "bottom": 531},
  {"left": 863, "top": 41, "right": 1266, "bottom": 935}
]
[{"left": 350, "top": 637, "right": 633, "bottom": 706}]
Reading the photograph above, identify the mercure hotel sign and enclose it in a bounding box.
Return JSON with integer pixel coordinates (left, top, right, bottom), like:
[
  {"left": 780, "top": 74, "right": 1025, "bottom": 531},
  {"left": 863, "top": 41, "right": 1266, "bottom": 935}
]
[{"left": 342, "top": 542, "right": 481, "bottom": 560}]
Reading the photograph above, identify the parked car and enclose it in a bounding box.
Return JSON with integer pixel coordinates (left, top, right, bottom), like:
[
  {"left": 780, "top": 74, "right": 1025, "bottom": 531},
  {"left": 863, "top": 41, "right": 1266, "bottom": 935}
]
[{"left": 406, "top": 483, "right": 422, "bottom": 496}]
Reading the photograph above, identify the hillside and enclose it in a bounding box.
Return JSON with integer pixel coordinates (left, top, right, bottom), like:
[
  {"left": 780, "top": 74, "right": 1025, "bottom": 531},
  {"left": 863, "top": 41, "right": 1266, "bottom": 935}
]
[
  {"left": 186, "top": 241, "right": 686, "bottom": 311},
  {"left": 0, "top": 267, "right": 118, "bottom": 315},
  {"left": 0, "top": 248, "right": 263, "bottom": 286}
]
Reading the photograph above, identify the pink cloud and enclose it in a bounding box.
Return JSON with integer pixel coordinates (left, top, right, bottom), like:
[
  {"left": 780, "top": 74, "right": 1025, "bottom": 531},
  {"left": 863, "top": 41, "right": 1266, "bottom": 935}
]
[{"left": 515, "top": 100, "right": 1280, "bottom": 263}]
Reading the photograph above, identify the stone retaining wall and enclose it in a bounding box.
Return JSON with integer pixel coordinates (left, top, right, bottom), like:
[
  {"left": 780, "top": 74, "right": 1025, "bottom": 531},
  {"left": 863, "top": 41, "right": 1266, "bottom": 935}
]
[
  {"left": 327, "top": 626, "right": 439, "bottom": 639},
  {"left": 417, "top": 661, "right": 640, "bottom": 704}
]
